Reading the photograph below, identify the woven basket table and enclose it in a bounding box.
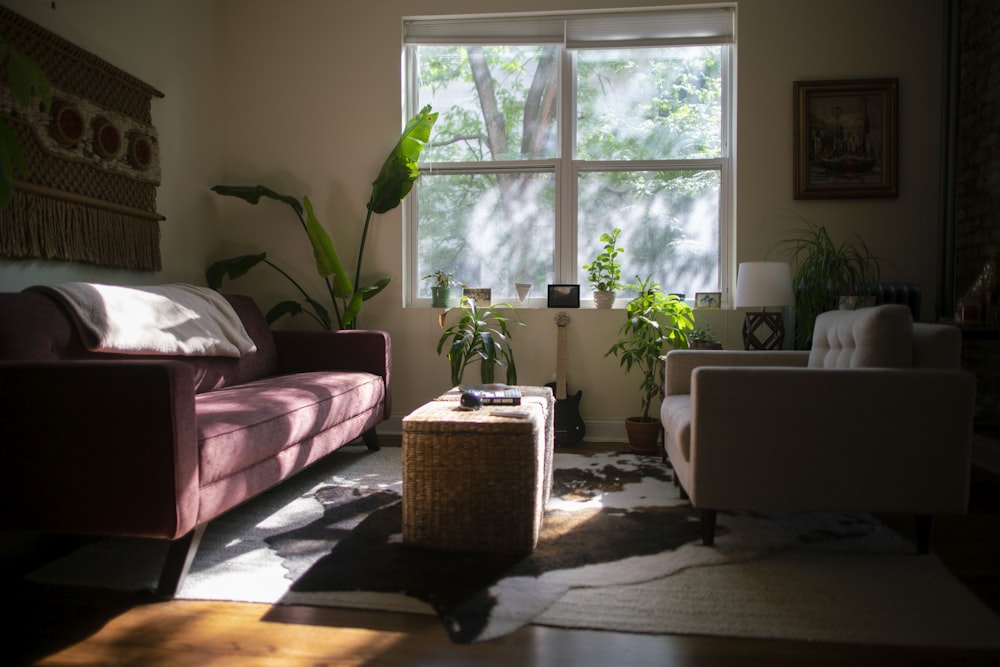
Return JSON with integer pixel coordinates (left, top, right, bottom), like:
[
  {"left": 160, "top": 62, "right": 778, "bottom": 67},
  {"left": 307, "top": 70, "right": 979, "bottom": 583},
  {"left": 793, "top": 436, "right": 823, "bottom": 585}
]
[{"left": 402, "top": 386, "right": 554, "bottom": 554}]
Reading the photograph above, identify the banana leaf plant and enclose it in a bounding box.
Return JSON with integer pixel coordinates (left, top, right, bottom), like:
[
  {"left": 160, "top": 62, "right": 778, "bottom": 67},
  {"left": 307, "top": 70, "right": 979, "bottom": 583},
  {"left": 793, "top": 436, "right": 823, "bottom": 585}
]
[{"left": 207, "top": 105, "right": 437, "bottom": 329}]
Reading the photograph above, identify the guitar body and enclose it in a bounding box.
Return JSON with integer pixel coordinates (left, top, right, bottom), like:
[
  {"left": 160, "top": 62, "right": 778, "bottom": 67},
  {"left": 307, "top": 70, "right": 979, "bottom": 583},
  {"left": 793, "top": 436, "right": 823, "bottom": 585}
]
[
  {"left": 548, "top": 312, "right": 585, "bottom": 447},
  {"left": 545, "top": 382, "right": 585, "bottom": 447}
]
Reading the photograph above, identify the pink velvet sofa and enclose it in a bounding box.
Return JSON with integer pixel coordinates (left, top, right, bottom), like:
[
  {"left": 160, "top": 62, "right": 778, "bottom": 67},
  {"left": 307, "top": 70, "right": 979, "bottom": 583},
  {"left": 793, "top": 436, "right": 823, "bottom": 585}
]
[{"left": 0, "top": 290, "right": 391, "bottom": 596}]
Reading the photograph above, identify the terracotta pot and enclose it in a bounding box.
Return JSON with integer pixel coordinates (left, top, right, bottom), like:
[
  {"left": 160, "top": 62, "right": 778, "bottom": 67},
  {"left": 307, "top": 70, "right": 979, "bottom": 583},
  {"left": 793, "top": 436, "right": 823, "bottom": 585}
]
[{"left": 625, "top": 416, "right": 661, "bottom": 455}]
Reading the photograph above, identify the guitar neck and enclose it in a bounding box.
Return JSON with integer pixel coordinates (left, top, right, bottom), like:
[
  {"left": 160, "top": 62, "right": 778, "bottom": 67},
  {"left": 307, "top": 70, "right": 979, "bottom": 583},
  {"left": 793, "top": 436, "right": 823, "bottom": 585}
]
[{"left": 555, "top": 323, "right": 568, "bottom": 400}]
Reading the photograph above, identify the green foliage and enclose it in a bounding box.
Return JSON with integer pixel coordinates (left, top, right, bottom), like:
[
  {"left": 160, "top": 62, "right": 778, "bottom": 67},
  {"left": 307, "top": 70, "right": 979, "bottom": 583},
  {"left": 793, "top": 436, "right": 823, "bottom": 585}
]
[
  {"left": 423, "top": 270, "right": 459, "bottom": 287},
  {"left": 770, "top": 220, "right": 884, "bottom": 349},
  {"left": 207, "top": 106, "right": 437, "bottom": 329},
  {"left": 435, "top": 297, "right": 524, "bottom": 386},
  {"left": 0, "top": 36, "right": 51, "bottom": 210},
  {"left": 582, "top": 227, "right": 624, "bottom": 292},
  {"left": 606, "top": 275, "right": 694, "bottom": 421}
]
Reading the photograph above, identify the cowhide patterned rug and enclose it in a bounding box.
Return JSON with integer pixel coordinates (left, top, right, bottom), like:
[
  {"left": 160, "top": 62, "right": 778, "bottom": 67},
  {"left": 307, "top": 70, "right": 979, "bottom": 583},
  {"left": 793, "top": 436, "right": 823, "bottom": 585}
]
[{"left": 27, "top": 445, "right": 1000, "bottom": 647}]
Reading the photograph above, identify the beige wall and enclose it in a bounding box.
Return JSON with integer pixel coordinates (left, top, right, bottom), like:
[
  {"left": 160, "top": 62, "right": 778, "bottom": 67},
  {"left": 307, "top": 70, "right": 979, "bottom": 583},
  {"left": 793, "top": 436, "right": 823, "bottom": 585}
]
[{"left": 0, "top": 0, "right": 946, "bottom": 438}]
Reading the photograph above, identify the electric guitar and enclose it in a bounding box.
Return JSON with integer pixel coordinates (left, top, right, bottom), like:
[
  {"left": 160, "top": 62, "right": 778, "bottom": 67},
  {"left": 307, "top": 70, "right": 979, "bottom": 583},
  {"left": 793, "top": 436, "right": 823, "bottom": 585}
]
[{"left": 545, "top": 312, "right": 585, "bottom": 447}]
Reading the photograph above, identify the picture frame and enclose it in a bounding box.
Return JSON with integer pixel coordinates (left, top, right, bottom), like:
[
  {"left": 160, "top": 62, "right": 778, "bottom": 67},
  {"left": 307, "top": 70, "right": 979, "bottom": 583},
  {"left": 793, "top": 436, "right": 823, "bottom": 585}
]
[
  {"left": 695, "top": 292, "right": 721, "bottom": 309},
  {"left": 547, "top": 284, "right": 580, "bottom": 308},
  {"left": 793, "top": 78, "right": 898, "bottom": 199},
  {"left": 462, "top": 287, "right": 492, "bottom": 306}
]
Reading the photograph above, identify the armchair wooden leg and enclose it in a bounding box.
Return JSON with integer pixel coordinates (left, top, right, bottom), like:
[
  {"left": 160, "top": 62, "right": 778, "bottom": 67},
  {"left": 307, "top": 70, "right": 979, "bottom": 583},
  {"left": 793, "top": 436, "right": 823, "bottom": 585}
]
[
  {"left": 915, "top": 514, "right": 932, "bottom": 555},
  {"left": 157, "top": 524, "right": 206, "bottom": 599},
  {"left": 701, "top": 508, "right": 717, "bottom": 546},
  {"left": 361, "top": 428, "right": 381, "bottom": 451}
]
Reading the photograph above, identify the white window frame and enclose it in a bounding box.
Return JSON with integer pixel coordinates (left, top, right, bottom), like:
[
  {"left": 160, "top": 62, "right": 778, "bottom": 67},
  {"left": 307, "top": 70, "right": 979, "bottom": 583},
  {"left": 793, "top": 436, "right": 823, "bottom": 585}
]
[{"left": 403, "top": 6, "right": 736, "bottom": 307}]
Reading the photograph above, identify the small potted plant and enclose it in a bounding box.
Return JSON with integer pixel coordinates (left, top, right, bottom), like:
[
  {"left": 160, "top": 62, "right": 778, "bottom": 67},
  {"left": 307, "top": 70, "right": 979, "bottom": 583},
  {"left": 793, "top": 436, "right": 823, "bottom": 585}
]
[
  {"left": 424, "top": 270, "right": 463, "bottom": 308},
  {"left": 436, "top": 296, "right": 524, "bottom": 386},
  {"left": 689, "top": 325, "right": 723, "bottom": 350},
  {"left": 606, "top": 275, "right": 694, "bottom": 454},
  {"left": 583, "top": 227, "right": 624, "bottom": 308}
]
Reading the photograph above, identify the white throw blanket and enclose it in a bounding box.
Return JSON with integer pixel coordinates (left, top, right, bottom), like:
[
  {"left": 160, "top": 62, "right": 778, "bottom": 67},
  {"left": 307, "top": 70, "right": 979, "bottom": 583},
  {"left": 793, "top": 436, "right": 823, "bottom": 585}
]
[{"left": 28, "top": 282, "right": 258, "bottom": 357}]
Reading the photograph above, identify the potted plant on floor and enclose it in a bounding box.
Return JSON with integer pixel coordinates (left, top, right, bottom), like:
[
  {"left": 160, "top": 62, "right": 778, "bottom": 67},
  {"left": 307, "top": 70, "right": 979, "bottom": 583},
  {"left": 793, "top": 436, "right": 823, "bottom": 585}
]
[
  {"left": 436, "top": 296, "right": 524, "bottom": 386},
  {"left": 770, "top": 220, "right": 884, "bottom": 349},
  {"left": 424, "top": 270, "right": 463, "bottom": 308},
  {"left": 606, "top": 275, "right": 694, "bottom": 454},
  {"left": 583, "top": 227, "right": 624, "bottom": 308}
]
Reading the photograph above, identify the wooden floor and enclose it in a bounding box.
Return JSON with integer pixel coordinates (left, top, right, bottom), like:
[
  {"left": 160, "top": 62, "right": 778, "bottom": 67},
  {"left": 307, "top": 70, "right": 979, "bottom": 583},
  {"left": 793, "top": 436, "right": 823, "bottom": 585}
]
[{"left": 6, "top": 441, "right": 1000, "bottom": 667}]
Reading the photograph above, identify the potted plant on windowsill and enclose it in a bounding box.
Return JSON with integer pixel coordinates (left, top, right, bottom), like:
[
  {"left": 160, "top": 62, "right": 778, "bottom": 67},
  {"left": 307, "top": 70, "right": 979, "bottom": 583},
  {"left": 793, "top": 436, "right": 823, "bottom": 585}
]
[
  {"left": 606, "top": 275, "right": 694, "bottom": 454},
  {"left": 436, "top": 296, "right": 524, "bottom": 386},
  {"left": 689, "top": 325, "right": 723, "bottom": 350},
  {"left": 583, "top": 227, "right": 624, "bottom": 309},
  {"left": 424, "top": 270, "right": 463, "bottom": 308},
  {"left": 770, "top": 220, "right": 884, "bottom": 349}
]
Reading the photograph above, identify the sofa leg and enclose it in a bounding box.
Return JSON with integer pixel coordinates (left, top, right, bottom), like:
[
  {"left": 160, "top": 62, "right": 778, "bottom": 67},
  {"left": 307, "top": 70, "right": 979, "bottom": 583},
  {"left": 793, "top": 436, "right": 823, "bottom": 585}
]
[
  {"left": 915, "top": 514, "right": 932, "bottom": 555},
  {"left": 701, "top": 509, "right": 717, "bottom": 546},
  {"left": 361, "top": 428, "right": 381, "bottom": 451},
  {"left": 157, "top": 524, "right": 206, "bottom": 599}
]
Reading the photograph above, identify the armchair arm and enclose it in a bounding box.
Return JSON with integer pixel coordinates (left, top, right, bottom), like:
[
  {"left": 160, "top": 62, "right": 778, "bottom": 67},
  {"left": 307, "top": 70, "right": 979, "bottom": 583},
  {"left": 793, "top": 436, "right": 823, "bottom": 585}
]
[
  {"left": 273, "top": 329, "right": 392, "bottom": 418},
  {"left": 687, "top": 366, "right": 975, "bottom": 513},
  {"left": 0, "top": 360, "right": 200, "bottom": 539},
  {"left": 663, "top": 349, "right": 809, "bottom": 396}
]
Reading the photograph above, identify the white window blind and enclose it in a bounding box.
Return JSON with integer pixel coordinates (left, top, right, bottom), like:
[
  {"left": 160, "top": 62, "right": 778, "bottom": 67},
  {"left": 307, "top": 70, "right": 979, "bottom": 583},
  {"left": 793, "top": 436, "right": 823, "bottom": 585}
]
[{"left": 403, "top": 6, "right": 735, "bottom": 47}]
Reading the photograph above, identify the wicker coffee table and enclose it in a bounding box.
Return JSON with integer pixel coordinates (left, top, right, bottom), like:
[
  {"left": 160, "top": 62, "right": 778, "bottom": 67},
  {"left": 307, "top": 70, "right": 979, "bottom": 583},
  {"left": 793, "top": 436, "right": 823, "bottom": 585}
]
[{"left": 401, "top": 386, "right": 554, "bottom": 555}]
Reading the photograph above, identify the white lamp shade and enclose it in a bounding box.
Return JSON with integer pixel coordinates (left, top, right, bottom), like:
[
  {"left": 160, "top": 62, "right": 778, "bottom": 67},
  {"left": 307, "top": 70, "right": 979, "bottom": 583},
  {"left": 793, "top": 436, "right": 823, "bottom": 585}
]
[{"left": 734, "top": 261, "right": 795, "bottom": 308}]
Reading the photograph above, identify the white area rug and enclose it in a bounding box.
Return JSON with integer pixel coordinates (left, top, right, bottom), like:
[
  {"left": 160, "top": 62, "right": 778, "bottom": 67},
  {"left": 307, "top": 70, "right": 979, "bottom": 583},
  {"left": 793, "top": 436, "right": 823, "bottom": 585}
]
[{"left": 27, "top": 446, "right": 1000, "bottom": 647}]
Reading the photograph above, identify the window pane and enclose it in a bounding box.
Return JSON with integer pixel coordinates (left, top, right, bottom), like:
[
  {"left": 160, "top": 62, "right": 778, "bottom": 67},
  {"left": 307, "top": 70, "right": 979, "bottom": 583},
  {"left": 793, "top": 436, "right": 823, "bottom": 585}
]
[
  {"left": 575, "top": 46, "right": 722, "bottom": 161},
  {"left": 415, "top": 45, "right": 559, "bottom": 162},
  {"left": 577, "top": 170, "right": 720, "bottom": 296},
  {"left": 416, "top": 171, "right": 555, "bottom": 299}
]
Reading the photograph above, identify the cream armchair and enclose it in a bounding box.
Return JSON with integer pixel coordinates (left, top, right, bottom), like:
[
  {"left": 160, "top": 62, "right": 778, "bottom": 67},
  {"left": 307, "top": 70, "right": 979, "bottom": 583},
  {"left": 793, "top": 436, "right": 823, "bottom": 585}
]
[{"left": 660, "top": 304, "right": 975, "bottom": 553}]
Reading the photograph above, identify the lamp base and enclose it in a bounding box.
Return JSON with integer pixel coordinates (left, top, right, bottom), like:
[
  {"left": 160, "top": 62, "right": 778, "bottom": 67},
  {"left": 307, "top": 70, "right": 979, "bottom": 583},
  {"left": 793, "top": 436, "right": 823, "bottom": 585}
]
[{"left": 742, "top": 311, "right": 785, "bottom": 350}]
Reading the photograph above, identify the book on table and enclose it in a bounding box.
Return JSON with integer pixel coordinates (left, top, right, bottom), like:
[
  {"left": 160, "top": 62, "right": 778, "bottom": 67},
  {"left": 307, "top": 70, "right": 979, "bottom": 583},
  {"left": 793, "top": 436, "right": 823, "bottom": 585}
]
[{"left": 460, "top": 384, "right": 522, "bottom": 405}]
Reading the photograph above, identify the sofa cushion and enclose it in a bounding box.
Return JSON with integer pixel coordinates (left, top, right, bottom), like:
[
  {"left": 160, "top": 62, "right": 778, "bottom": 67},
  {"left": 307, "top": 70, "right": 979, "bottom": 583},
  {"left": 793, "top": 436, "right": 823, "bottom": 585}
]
[
  {"left": 196, "top": 370, "right": 385, "bottom": 485},
  {"left": 0, "top": 291, "right": 277, "bottom": 394},
  {"left": 807, "top": 304, "right": 913, "bottom": 369}
]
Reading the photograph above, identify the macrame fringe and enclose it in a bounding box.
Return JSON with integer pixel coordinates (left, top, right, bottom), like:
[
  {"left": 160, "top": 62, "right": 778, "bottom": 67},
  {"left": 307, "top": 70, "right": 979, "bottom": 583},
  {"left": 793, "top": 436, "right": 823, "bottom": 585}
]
[{"left": 0, "top": 191, "right": 161, "bottom": 271}]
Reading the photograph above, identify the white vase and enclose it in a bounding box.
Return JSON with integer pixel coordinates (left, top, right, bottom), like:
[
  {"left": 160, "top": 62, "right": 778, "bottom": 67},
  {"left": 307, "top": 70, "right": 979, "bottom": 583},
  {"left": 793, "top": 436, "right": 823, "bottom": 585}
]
[
  {"left": 593, "top": 290, "right": 616, "bottom": 309},
  {"left": 515, "top": 282, "right": 532, "bottom": 305}
]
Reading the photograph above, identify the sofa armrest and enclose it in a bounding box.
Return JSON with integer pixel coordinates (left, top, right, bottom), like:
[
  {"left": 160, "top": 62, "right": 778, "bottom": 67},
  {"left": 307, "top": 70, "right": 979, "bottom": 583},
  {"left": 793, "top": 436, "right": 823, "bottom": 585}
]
[
  {"left": 273, "top": 329, "right": 392, "bottom": 418},
  {"left": 663, "top": 349, "right": 809, "bottom": 396},
  {"left": 687, "top": 366, "right": 974, "bottom": 512},
  {"left": 0, "top": 360, "right": 200, "bottom": 539}
]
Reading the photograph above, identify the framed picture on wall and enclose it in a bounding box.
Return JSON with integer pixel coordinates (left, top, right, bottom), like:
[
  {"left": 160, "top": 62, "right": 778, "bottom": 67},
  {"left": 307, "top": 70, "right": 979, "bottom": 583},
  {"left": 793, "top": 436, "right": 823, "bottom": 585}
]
[{"left": 793, "top": 78, "right": 898, "bottom": 199}]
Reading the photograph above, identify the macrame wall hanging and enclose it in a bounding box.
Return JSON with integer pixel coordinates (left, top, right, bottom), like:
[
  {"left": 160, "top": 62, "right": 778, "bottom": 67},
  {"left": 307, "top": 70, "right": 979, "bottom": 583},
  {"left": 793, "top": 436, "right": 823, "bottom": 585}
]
[{"left": 0, "top": 5, "right": 164, "bottom": 271}]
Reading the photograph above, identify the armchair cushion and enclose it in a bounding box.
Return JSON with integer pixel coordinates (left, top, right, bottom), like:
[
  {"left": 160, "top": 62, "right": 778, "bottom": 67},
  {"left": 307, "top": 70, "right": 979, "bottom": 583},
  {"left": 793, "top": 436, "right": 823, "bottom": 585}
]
[{"left": 808, "top": 303, "right": 913, "bottom": 369}]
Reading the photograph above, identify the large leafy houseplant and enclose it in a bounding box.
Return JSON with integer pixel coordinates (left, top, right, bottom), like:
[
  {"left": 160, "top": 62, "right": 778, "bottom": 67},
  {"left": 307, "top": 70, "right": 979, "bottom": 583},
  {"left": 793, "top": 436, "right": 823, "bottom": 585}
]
[
  {"left": 436, "top": 296, "right": 524, "bottom": 386},
  {"left": 606, "top": 275, "right": 694, "bottom": 422},
  {"left": 207, "top": 105, "right": 437, "bottom": 329},
  {"left": 770, "top": 221, "right": 883, "bottom": 349}
]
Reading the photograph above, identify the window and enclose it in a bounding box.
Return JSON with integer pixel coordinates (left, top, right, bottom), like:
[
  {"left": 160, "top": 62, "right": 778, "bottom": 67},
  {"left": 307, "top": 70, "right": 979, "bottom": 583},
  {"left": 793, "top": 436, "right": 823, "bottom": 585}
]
[{"left": 404, "top": 7, "right": 734, "bottom": 305}]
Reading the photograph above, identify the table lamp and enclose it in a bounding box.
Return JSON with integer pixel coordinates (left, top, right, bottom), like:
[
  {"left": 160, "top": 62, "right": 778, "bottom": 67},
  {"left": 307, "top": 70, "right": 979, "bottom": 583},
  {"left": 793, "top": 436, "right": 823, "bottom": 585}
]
[{"left": 734, "top": 261, "right": 795, "bottom": 350}]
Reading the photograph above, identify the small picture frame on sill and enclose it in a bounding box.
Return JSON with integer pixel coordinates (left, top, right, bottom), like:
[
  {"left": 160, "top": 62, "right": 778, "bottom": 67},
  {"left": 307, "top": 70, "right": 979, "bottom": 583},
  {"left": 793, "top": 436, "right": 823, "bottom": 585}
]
[
  {"left": 695, "top": 292, "right": 721, "bottom": 309},
  {"left": 547, "top": 284, "right": 580, "bottom": 308},
  {"left": 463, "top": 288, "right": 492, "bottom": 306}
]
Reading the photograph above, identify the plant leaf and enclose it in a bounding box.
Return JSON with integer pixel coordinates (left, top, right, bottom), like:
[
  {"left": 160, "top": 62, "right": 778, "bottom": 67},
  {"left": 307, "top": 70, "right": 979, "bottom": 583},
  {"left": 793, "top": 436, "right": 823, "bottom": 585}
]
[
  {"left": 368, "top": 105, "right": 438, "bottom": 214},
  {"left": 210, "top": 185, "right": 304, "bottom": 217},
  {"left": 265, "top": 300, "right": 304, "bottom": 324},
  {"left": 302, "top": 196, "right": 352, "bottom": 296},
  {"left": 205, "top": 253, "right": 267, "bottom": 288}
]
